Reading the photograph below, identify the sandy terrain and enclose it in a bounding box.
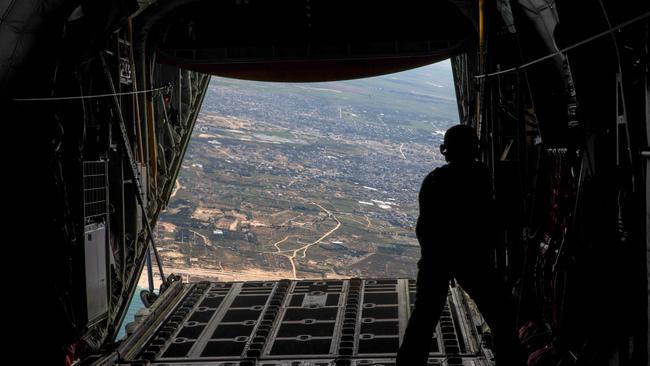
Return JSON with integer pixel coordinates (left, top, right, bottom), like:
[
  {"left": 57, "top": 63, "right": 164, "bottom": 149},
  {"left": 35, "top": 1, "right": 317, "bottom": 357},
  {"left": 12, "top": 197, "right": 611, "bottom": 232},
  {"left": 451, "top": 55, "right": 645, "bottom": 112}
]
[
  {"left": 191, "top": 207, "right": 224, "bottom": 221},
  {"left": 135, "top": 265, "right": 345, "bottom": 289},
  {"left": 158, "top": 222, "right": 177, "bottom": 233}
]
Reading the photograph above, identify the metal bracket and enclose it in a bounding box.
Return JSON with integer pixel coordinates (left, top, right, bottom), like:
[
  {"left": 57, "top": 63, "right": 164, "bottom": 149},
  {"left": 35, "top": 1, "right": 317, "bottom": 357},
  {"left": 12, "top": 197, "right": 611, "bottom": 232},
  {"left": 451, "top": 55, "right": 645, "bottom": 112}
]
[{"left": 615, "top": 72, "right": 633, "bottom": 167}]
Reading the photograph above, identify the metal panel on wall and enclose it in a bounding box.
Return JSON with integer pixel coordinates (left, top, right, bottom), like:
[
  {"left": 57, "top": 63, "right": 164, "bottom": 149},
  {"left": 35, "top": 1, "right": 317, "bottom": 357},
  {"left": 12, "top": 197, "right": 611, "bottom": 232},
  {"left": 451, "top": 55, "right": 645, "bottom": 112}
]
[{"left": 85, "top": 223, "right": 108, "bottom": 324}]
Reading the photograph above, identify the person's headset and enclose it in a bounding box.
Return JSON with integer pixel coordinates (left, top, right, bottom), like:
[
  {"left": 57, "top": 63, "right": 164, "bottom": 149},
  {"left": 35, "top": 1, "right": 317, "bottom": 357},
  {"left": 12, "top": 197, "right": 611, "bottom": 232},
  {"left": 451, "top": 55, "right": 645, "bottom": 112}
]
[
  {"left": 440, "top": 141, "right": 480, "bottom": 155},
  {"left": 440, "top": 144, "right": 448, "bottom": 156}
]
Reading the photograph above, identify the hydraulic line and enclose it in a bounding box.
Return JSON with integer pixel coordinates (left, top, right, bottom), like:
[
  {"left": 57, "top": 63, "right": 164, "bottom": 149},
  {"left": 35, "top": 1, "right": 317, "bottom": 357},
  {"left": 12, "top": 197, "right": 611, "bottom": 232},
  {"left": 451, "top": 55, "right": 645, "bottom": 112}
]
[
  {"left": 475, "top": 11, "right": 650, "bottom": 79},
  {"left": 99, "top": 52, "right": 166, "bottom": 286}
]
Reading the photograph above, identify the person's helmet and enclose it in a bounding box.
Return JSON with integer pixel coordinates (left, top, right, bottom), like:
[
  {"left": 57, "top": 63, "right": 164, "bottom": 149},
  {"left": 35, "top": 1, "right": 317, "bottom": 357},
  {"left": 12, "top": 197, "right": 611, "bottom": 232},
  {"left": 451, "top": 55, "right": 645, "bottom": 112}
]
[{"left": 440, "top": 124, "right": 479, "bottom": 162}]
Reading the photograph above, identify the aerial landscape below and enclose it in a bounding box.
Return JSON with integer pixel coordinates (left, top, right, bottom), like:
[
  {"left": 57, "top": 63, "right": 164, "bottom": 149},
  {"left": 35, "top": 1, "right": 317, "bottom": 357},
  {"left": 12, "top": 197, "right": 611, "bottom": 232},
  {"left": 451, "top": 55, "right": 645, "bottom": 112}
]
[{"left": 149, "top": 61, "right": 459, "bottom": 284}]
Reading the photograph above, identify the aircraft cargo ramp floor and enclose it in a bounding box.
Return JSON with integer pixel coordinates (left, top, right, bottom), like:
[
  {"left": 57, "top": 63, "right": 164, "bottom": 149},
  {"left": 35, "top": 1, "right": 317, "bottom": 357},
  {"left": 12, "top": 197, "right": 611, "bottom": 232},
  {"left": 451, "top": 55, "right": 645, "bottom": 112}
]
[{"left": 99, "top": 279, "right": 494, "bottom": 365}]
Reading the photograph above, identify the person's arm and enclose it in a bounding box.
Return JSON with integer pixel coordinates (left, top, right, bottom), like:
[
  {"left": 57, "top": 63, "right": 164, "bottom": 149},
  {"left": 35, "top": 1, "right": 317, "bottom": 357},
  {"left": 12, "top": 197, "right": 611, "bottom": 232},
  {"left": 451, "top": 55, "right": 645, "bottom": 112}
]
[{"left": 415, "top": 170, "right": 445, "bottom": 260}]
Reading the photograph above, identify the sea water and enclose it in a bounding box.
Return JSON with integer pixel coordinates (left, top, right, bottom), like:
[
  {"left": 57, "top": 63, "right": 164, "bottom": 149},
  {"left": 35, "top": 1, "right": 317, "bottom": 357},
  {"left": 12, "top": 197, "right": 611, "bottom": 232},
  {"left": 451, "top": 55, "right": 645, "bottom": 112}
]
[{"left": 116, "top": 287, "right": 146, "bottom": 339}]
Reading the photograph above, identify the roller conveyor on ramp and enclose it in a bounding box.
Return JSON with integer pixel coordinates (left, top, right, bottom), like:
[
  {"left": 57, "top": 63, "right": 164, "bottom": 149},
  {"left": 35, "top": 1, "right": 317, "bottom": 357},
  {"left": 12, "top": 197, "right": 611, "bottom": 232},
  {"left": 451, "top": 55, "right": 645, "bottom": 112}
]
[{"left": 94, "top": 279, "right": 494, "bottom": 365}]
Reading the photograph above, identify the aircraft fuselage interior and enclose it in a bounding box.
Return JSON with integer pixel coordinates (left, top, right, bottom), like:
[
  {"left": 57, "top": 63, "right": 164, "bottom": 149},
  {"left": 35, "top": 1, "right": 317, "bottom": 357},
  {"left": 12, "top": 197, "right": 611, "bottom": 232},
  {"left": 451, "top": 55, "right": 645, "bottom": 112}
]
[{"left": 2, "top": 0, "right": 649, "bottom": 365}]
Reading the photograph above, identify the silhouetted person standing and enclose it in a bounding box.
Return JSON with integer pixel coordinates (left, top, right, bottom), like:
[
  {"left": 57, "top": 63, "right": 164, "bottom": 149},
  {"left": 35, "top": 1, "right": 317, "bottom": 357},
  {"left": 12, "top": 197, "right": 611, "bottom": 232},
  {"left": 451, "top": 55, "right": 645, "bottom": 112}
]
[{"left": 396, "top": 124, "right": 521, "bottom": 366}]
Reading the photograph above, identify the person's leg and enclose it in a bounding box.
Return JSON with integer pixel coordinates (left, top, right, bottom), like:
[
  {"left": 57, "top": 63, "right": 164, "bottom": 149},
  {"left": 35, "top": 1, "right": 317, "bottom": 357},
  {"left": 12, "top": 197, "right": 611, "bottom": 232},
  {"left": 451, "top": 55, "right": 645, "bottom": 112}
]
[
  {"left": 396, "top": 263, "right": 450, "bottom": 366},
  {"left": 456, "top": 267, "right": 523, "bottom": 366}
]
